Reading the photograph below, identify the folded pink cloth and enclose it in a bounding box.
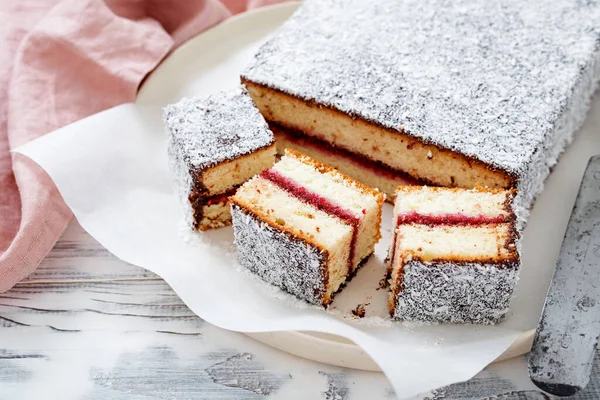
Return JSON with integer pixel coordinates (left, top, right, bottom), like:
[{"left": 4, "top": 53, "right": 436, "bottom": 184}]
[{"left": 0, "top": 0, "right": 288, "bottom": 292}]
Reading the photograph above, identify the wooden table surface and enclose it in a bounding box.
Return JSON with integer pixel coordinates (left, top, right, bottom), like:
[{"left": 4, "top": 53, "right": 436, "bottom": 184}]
[{"left": 1, "top": 220, "right": 599, "bottom": 399}]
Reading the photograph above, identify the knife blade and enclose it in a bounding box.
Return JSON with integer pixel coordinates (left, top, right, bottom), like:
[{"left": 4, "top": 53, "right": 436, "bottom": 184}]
[{"left": 528, "top": 155, "right": 600, "bottom": 396}]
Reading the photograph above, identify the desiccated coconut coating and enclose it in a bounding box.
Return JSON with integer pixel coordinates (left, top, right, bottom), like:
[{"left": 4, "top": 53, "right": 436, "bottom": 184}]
[
  {"left": 163, "top": 87, "right": 274, "bottom": 229},
  {"left": 243, "top": 0, "right": 600, "bottom": 221},
  {"left": 164, "top": 87, "right": 274, "bottom": 172},
  {"left": 392, "top": 261, "right": 520, "bottom": 325},
  {"left": 231, "top": 205, "right": 328, "bottom": 306}
]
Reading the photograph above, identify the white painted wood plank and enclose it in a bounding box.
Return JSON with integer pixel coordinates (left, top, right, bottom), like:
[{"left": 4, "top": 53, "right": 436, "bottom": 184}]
[
  {"left": 0, "top": 220, "right": 570, "bottom": 399},
  {"left": 0, "top": 221, "right": 395, "bottom": 399}
]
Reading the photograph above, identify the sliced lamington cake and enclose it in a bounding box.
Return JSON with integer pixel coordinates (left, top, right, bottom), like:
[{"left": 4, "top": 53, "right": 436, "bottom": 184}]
[
  {"left": 388, "top": 186, "right": 520, "bottom": 324},
  {"left": 231, "top": 149, "right": 384, "bottom": 306},
  {"left": 242, "top": 0, "right": 600, "bottom": 209},
  {"left": 164, "top": 88, "right": 276, "bottom": 230}
]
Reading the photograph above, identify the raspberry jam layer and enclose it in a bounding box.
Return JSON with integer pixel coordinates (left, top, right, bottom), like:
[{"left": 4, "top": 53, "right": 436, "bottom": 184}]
[
  {"left": 271, "top": 124, "right": 422, "bottom": 185},
  {"left": 388, "top": 212, "right": 508, "bottom": 268},
  {"left": 206, "top": 187, "right": 239, "bottom": 206},
  {"left": 397, "top": 211, "right": 507, "bottom": 225},
  {"left": 260, "top": 168, "right": 361, "bottom": 271}
]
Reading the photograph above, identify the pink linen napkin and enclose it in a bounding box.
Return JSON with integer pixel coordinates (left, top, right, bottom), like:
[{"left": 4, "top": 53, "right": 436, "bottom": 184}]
[{"left": 0, "top": 0, "right": 288, "bottom": 292}]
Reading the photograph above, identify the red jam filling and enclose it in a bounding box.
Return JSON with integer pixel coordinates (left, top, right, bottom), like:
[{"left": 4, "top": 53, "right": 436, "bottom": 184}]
[
  {"left": 396, "top": 211, "right": 506, "bottom": 225},
  {"left": 389, "top": 213, "right": 507, "bottom": 268},
  {"left": 271, "top": 124, "right": 421, "bottom": 185},
  {"left": 260, "top": 168, "right": 361, "bottom": 271},
  {"left": 206, "top": 188, "right": 238, "bottom": 206}
]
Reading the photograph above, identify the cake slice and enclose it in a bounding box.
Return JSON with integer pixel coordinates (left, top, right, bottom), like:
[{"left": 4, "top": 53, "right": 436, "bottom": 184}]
[
  {"left": 388, "top": 186, "right": 520, "bottom": 324},
  {"left": 242, "top": 0, "right": 600, "bottom": 209},
  {"left": 231, "top": 149, "right": 384, "bottom": 306},
  {"left": 271, "top": 125, "right": 419, "bottom": 201},
  {"left": 163, "top": 88, "right": 276, "bottom": 230}
]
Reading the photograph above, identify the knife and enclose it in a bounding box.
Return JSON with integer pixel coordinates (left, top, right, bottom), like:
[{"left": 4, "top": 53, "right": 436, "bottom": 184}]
[{"left": 528, "top": 155, "right": 600, "bottom": 396}]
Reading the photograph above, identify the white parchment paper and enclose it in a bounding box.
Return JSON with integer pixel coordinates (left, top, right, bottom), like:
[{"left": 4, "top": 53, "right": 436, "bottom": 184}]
[{"left": 13, "top": 5, "right": 600, "bottom": 398}]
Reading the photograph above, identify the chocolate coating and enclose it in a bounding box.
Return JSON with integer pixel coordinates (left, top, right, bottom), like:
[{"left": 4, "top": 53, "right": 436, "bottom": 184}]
[
  {"left": 231, "top": 204, "right": 328, "bottom": 306},
  {"left": 392, "top": 260, "right": 520, "bottom": 325}
]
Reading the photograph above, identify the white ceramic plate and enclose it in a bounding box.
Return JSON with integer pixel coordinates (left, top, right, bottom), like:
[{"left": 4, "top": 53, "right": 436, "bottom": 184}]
[{"left": 136, "top": 2, "right": 600, "bottom": 371}]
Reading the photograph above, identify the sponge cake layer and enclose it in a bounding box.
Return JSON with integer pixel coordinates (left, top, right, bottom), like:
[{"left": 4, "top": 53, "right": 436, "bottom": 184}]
[{"left": 245, "top": 81, "right": 514, "bottom": 190}]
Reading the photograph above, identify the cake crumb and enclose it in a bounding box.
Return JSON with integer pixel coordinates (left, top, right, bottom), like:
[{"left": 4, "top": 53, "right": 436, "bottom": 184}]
[
  {"left": 376, "top": 278, "right": 388, "bottom": 290},
  {"left": 351, "top": 303, "right": 369, "bottom": 318}
]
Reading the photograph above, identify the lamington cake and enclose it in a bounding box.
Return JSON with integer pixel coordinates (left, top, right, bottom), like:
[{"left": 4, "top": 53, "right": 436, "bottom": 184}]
[
  {"left": 231, "top": 149, "right": 384, "bottom": 306},
  {"left": 388, "top": 186, "right": 520, "bottom": 324},
  {"left": 164, "top": 88, "right": 276, "bottom": 230},
  {"left": 242, "top": 0, "right": 600, "bottom": 208}
]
